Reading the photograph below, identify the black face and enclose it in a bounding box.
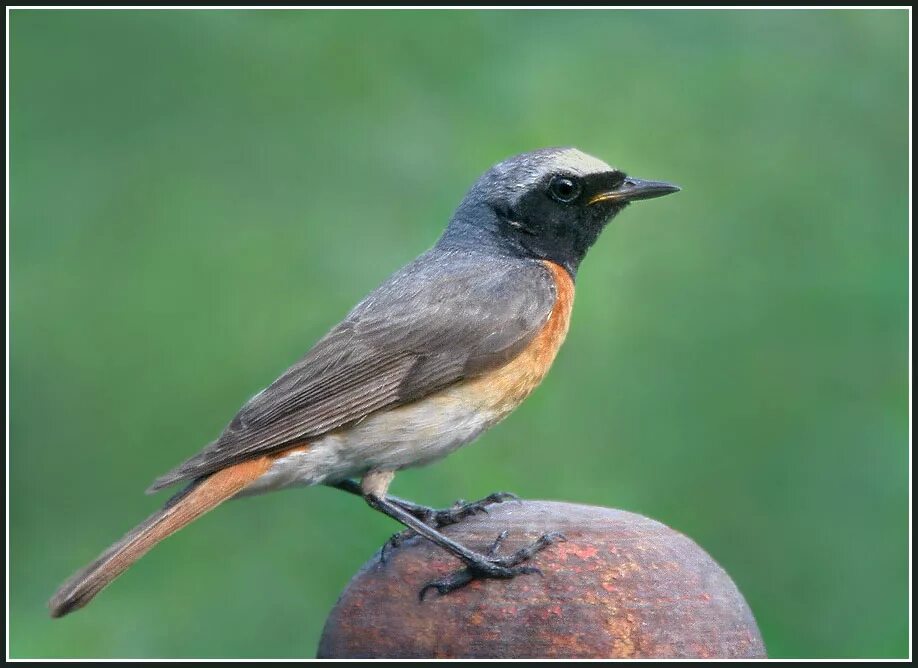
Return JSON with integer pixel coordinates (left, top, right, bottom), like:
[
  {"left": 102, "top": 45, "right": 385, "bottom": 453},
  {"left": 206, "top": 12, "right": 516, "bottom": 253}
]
[
  {"left": 439, "top": 150, "right": 680, "bottom": 277},
  {"left": 493, "top": 169, "right": 677, "bottom": 276}
]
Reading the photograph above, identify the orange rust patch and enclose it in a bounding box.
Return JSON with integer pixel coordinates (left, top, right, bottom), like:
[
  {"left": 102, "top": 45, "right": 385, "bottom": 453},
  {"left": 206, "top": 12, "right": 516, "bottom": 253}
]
[
  {"left": 607, "top": 612, "right": 639, "bottom": 658},
  {"left": 555, "top": 542, "right": 599, "bottom": 561}
]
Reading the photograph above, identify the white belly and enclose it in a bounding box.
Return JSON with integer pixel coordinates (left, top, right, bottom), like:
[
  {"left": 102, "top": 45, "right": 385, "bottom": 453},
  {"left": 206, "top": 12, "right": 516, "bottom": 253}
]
[{"left": 240, "top": 389, "right": 509, "bottom": 497}]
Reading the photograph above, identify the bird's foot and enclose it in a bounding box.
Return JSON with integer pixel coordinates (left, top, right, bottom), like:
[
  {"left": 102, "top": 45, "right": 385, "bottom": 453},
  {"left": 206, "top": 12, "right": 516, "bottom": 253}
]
[
  {"left": 400, "top": 491, "right": 519, "bottom": 529},
  {"left": 377, "top": 491, "right": 518, "bottom": 563},
  {"left": 418, "top": 530, "right": 566, "bottom": 600}
]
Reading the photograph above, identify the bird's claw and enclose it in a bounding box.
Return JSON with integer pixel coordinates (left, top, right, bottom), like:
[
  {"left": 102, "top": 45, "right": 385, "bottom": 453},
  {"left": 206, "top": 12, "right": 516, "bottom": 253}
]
[
  {"left": 398, "top": 491, "right": 519, "bottom": 530},
  {"left": 427, "top": 491, "right": 520, "bottom": 528},
  {"left": 379, "top": 528, "right": 415, "bottom": 564},
  {"left": 418, "top": 530, "right": 564, "bottom": 601}
]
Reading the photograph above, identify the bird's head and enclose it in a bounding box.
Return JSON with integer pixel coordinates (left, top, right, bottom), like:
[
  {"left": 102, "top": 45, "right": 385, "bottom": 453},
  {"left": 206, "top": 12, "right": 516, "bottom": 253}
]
[{"left": 441, "top": 147, "right": 680, "bottom": 276}]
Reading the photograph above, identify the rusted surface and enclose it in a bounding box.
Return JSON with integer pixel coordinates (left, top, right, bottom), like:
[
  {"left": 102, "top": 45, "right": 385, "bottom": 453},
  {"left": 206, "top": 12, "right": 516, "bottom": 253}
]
[{"left": 317, "top": 501, "right": 766, "bottom": 659}]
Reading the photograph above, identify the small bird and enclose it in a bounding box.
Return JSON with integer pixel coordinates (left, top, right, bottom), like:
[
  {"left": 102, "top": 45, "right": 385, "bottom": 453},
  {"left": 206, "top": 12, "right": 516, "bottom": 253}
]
[{"left": 49, "top": 147, "right": 679, "bottom": 617}]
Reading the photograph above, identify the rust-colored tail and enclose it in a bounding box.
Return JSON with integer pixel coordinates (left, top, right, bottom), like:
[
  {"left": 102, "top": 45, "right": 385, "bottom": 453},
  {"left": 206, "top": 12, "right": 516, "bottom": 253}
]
[{"left": 49, "top": 457, "right": 271, "bottom": 618}]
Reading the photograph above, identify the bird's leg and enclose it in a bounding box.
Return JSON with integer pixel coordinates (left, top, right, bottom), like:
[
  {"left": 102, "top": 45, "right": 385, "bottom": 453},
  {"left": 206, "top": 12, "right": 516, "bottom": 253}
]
[
  {"left": 330, "top": 479, "right": 518, "bottom": 529},
  {"left": 419, "top": 529, "right": 564, "bottom": 599},
  {"left": 359, "top": 472, "right": 564, "bottom": 600},
  {"left": 329, "top": 480, "right": 419, "bottom": 561},
  {"left": 332, "top": 478, "right": 520, "bottom": 562}
]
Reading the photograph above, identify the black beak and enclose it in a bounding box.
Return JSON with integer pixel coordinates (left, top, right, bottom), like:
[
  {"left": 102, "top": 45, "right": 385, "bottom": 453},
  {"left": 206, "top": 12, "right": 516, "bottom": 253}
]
[{"left": 588, "top": 177, "right": 681, "bottom": 205}]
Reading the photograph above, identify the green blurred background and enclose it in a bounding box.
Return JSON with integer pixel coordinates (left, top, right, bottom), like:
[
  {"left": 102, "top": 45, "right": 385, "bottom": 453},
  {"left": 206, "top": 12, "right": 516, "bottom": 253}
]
[{"left": 9, "top": 9, "right": 909, "bottom": 659}]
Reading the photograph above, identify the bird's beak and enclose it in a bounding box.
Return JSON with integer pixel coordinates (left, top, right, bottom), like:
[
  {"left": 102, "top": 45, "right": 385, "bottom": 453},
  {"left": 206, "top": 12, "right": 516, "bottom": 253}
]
[{"left": 588, "top": 177, "right": 681, "bottom": 206}]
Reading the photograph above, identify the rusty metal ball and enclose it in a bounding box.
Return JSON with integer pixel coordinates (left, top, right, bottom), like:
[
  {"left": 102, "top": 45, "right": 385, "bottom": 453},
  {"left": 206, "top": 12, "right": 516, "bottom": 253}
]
[{"left": 318, "top": 500, "right": 765, "bottom": 659}]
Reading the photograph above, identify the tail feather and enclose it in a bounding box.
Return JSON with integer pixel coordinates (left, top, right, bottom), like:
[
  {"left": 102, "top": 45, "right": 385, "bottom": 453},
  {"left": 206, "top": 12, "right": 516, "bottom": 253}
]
[{"left": 49, "top": 457, "right": 271, "bottom": 618}]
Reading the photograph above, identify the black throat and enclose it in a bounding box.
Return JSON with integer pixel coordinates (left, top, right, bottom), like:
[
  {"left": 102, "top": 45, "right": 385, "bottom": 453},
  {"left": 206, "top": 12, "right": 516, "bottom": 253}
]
[{"left": 437, "top": 196, "right": 619, "bottom": 279}]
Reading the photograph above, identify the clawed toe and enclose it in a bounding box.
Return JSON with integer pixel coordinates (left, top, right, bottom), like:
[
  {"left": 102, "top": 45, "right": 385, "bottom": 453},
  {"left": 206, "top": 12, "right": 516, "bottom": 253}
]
[
  {"left": 486, "top": 530, "right": 510, "bottom": 557},
  {"left": 418, "top": 530, "right": 564, "bottom": 600},
  {"left": 430, "top": 491, "right": 520, "bottom": 528},
  {"left": 471, "top": 492, "right": 520, "bottom": 515},
  {"left": 419, "top": 569, "right": 474, "bottom": 600},
  {"left": 379, "top": 528, "right": 416, "bottom": 563},
  {"left": 501, "top": 531, "right": 566, "bottom": 564},
  {"left": 484, "top": 491, "right": 519, "bottom": 504},
  {"left": 419, "top": 561, "right": 540, "bottom": 601}
]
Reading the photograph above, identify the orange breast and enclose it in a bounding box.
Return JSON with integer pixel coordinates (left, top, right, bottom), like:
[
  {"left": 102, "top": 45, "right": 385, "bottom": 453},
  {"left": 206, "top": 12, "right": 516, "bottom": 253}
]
[{"left": 459, "top": 260, "right": 575, "bottom": 416}]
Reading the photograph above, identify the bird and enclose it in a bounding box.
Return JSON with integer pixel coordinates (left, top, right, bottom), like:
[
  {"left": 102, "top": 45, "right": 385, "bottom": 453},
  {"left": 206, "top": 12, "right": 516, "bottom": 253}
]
[{"left": 49, "top": 147, "right": 679, "bottom": 617}]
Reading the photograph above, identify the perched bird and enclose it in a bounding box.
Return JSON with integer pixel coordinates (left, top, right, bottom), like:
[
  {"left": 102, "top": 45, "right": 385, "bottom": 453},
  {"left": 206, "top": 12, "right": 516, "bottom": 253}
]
[{"left": 49, "top": 147, "right": 679, "bottom": 617}]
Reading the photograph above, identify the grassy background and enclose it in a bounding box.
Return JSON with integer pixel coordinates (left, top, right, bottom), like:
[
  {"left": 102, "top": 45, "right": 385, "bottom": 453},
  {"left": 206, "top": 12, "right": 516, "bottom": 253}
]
[{"left": 9, "top": 9, "right": 909, "bottom": 659}]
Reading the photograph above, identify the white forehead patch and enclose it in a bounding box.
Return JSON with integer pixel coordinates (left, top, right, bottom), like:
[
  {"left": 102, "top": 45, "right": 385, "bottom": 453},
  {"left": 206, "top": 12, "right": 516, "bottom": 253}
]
[{"left": 549, "top": 148, "right": 614, "bottom": 177}]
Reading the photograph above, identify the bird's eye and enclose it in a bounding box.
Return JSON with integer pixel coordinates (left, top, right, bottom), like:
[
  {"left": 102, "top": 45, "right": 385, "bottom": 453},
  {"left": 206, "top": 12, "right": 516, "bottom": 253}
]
[{"left": 548, "top": 176, "right": 582, "bottom": 203}]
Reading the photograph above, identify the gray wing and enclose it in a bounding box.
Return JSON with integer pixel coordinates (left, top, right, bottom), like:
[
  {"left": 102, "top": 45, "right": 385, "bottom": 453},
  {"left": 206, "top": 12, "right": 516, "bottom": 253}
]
[{"left": 148, "top": 250, "right": 558, "bottom": 491}]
